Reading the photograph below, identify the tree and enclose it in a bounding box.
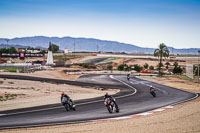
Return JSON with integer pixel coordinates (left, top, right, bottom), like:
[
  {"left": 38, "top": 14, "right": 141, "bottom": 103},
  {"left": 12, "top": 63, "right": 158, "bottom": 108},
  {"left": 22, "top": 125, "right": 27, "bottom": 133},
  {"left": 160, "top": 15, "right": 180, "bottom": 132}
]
[
  {"left": 0, "top": 47, "right": 16, "bottom": 53},
  {"left": 124, "top": 64, "right": 130, "bottom": 71},
  {"left": 48, "top": 42, "right": 59, "bottom": 53},
  {"left": 157, "top": 62, "right": 164, "bottom": 70},
  {"left": 165, "top": 62, "right": 170, "bottom": 70},
  {"left": 149, "top": 66, "right": 154, "bottom": 70},
  {"left": 154, "top": 43, "right": 169, "bottom": 76},
  {"left": 133, "top": 64, "right": 143, "bottom": 72},
  {"left": 144, "top": 63, "right": 149, "bottom": 70},
  {"left": 173, "top": 61, "right": 178, "bottom": 67},
  {"left": 107, "top": 64, "right": 113, "bottom": 72},
  {"left": 8, "top": 47, "right": 17, "bottom": 53},
  {"left": 0, "top": 48, "right": 8, "bottom": 53},
  {"left": 118, "top": 64, "right": 125, "bottom": 71},
  {"left": 173, "top": 66, "right": 183, "bottom": 74}
]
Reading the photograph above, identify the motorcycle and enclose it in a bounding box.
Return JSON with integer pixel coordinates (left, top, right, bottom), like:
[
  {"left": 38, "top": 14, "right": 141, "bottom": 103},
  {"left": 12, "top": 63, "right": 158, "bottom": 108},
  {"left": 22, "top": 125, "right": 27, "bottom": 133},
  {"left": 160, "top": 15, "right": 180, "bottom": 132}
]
[
  {"left": 150, "top": 90, "right": 156, "bottom": 97},
  {"left": 62, "top": 97, "right": 76, "bottom": 111},
  {"left": 127, "top": 74, "right": 130, "bottom": 81},
  {"left": 104, "top": 98, "right": 119, "bottom": 113},
  {"left": 127, "top": 76, "right": 130, "bottom": 81}
]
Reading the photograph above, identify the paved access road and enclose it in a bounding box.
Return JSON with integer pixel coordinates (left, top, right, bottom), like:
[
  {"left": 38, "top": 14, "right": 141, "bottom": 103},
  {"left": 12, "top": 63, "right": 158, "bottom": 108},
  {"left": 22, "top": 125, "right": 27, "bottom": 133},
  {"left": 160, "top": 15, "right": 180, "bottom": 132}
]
[{"left": 0, "top": 74, "right": 197, "bottom": 129}]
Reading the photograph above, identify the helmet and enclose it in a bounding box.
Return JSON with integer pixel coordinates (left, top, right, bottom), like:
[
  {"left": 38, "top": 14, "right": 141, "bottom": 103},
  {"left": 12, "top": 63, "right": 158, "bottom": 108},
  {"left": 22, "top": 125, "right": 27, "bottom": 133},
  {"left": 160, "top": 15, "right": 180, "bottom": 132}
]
[
  {"left": 61, "top": 92, "right": 64, "bottom": 95},
  {"left": 105, "top": 92, "right": 109, "bottom": 96},
  {"left": 150, "top": 86, "right": 153, "bottom": 88}
]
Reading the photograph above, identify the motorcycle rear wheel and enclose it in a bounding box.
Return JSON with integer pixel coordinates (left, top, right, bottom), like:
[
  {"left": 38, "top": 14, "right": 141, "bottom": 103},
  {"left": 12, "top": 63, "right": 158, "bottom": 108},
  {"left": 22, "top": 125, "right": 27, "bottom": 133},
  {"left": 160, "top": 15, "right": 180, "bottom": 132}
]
[
  {"left": 151, "top": 91, "right": 156, "bottom": 97},
  {"left": 115, "top": 104, "right": 119, "bottom": 113}
]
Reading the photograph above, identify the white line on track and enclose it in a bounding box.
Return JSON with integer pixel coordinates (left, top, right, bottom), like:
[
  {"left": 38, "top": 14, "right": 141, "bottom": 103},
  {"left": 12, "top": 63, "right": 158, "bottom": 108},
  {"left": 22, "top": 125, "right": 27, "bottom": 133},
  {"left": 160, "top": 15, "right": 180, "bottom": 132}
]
[
  {"left": 130, "top": 78, "right": 168, "bottom": 94},
  {"left": 0, "top": 75, "right": 198, "bottom": 129},
  {"left": 1, "top": 75, "right": 137, "bottom": 116}
]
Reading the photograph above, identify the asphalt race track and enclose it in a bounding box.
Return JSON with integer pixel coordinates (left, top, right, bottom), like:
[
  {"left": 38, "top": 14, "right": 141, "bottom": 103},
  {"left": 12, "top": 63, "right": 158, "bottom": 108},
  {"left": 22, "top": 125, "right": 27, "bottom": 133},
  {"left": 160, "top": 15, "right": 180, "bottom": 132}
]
[{"left": 0, "top": 74, "right": 198, "bottom": 130}]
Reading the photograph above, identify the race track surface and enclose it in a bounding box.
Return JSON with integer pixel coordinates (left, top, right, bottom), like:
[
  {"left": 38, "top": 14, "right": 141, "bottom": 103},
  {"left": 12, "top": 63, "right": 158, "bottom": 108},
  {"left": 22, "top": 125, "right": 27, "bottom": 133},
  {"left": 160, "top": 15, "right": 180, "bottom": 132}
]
[{"left": 0, "top": 74, "right": 197, "bottom": 129}]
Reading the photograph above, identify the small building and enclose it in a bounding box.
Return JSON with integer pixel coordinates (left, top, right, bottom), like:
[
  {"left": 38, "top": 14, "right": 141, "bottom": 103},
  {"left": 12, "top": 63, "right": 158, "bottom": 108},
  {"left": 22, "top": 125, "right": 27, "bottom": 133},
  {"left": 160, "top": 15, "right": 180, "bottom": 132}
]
[
  {"left": 26, "top": 49, "right": 41, "bottom": 53},
  {"left": 64, "top": 48, "right": 72, "bottom": 54}
]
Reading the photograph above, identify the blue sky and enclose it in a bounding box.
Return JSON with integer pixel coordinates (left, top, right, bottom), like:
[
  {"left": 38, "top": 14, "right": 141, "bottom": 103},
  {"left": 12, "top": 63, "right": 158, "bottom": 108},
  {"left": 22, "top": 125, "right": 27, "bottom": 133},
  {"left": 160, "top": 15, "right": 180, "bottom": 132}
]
[{"left": 0, "top": 0, "right": 200, "bottom": 48}]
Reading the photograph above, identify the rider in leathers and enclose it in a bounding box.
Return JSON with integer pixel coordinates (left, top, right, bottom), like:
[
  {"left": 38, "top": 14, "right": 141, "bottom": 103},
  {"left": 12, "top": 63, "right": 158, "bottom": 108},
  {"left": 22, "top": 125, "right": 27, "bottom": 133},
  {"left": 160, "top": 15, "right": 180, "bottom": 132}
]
[
  {"left": 149, "top": 86, "right": 155, "bottom": 92},
  {"left": 61, "top": 92, "right": 74, "bottom": 105},
  {"left": 104, "top": 93, "right": 116, "bottom": 104}
]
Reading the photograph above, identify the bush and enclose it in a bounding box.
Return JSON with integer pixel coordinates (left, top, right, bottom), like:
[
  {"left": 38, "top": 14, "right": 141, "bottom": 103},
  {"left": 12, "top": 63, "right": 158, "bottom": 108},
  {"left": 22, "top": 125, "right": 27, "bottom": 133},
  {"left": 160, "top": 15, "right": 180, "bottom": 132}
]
[
  {"left": 173, "top": 61, "right": 178, "bottom": 67},
  {"left": 173, "top": 66, "right": 183, "bottom": 74},
  {"left": 82, "top": 63, "right": 96, "bottom": 69},
  {"left": 149, "top": 66, "right": 154, "bottom": 70},
  {"left": 133, "top": 64, "right": 143, "bottom": 72},
  {"left": 107, "top": 65, "right": 113, "bottom": 70},
  {"left": 143, "top": 63, "right": 149, "bottom": 69},
  {"left": 165, "top": 62, "right": 170, "bottom": 69},
  {"left": 118, "top": 64, "right": 125, "bottom": 71}
]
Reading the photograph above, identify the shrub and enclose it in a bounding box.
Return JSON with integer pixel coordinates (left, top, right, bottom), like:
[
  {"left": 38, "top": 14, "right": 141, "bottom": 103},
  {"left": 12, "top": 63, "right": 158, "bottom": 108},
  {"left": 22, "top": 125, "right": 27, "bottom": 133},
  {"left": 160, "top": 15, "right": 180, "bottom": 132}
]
[
  {"left": 143, "top": 63, "right": 149, "bottom": 69},
  {"left": 173, "top": 61, "right": 178, "bottom": 67},
  {"left": 118, "top": 64, "right": 125, "bottom": 71},
  {"left": 173, "top": 66, "right": 183, "bottom": 74},
  {"left": 149, "top": 66, "right": 154, "bottom": 70},
  {"left": 133, "top": 64, "right": 143, "bottom": 72},
  {"left": 165, "top": 62, "right": 170, "bottom": 69},
  {"left": 82, "top": 63, "right": 96, "bottom": 69},
  {"left": 107, "top": 65, "right": 113, "bottom": 70}
]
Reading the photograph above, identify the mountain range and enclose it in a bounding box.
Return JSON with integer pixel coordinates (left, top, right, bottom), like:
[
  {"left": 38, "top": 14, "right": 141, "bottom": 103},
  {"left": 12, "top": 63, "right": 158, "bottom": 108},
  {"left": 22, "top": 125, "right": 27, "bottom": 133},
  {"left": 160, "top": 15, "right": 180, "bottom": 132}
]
[{"left": 0, "top": 36, "right": 199, "bottom": 55}]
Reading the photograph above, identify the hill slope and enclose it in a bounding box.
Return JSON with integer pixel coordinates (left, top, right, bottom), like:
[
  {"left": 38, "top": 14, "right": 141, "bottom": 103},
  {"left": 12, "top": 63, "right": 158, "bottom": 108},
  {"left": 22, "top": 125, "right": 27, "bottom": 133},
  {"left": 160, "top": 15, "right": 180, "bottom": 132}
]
[{"left": 0, "top": 36, "right": 199, "bottom": 54}]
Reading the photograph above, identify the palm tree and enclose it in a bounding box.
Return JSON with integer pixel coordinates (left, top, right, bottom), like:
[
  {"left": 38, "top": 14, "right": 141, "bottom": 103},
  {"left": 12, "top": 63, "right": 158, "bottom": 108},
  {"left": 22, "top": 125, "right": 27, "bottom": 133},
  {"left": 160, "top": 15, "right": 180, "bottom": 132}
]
[{"left": 154, "top": 43, "right": 169, "bottom": 76}]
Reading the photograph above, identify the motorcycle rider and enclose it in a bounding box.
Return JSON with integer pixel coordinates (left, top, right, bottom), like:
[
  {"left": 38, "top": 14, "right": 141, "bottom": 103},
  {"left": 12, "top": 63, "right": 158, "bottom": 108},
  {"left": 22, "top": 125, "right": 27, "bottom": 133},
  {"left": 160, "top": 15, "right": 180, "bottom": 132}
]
[
  {"left": 149, "top": 86, "right": 155, "bottom": 92},
  {"left": 61, "top": 92, "right": 74, "bottom": 106},
  {"left": 104, "top": 92, "right": 116, "bottom": 104},
  {"left": 127, "top": 74, "right": 130, "bottom": 81}
]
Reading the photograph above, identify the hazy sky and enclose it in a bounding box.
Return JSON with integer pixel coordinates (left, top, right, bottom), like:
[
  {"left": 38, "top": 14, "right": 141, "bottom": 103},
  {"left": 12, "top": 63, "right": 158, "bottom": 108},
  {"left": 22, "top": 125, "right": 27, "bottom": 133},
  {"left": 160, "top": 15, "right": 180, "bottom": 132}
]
[{"left": 0, "top": 0, "right": 200, "bottom": 48}]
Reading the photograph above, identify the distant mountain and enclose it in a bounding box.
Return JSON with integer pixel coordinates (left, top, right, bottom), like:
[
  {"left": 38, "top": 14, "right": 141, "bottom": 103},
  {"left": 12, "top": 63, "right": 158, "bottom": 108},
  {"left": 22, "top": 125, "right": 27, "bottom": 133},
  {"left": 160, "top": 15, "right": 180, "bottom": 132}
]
[
  {"left": 0, "top": 44, "right": 29, "bottom": 49},
  {"left": 0, "top": 44, "right": 47, "bottom": 50},
  {"left": 0, "top": 36, "right": 199, "bottom": 54}
]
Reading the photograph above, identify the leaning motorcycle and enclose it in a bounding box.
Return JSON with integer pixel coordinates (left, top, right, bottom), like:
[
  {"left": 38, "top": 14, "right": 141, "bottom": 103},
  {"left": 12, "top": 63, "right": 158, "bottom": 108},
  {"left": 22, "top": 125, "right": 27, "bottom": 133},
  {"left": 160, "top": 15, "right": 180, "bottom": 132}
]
[
  {"left": 62, "top": 97, "right": 76, "bottom": 111},
  {"left": 150, "top": 90, "right": 156, "bottom": 97},
  {"left": 104, "top": 98, "right": 119, "bottom": 113}
]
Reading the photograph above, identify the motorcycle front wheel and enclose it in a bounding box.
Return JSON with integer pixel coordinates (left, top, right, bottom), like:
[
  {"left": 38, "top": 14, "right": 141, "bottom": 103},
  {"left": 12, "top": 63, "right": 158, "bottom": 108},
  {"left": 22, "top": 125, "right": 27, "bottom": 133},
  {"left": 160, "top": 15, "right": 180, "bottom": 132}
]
[
  {"left": 65, "top": 104, "right": 70, "bottom": 111},
  {"left": 107, "top": 105, "right": 113, "bottom": 113}
]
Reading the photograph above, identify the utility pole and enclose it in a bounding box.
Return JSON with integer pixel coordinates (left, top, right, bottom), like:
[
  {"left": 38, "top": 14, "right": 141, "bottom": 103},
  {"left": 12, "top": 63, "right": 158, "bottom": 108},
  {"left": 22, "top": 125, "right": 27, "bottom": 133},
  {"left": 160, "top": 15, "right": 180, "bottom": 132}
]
[
  {"left": 5, "top": 39, "right": 10, "bottom": 62},
  {"left": 5, "top": 39, "right": 9, "bottom": 46},
  {"left": 74, "top": 43, "right": 76, "bottom": 52},
  {"left": 97, "top": 45, "right": 99, "bottom": 52}
]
